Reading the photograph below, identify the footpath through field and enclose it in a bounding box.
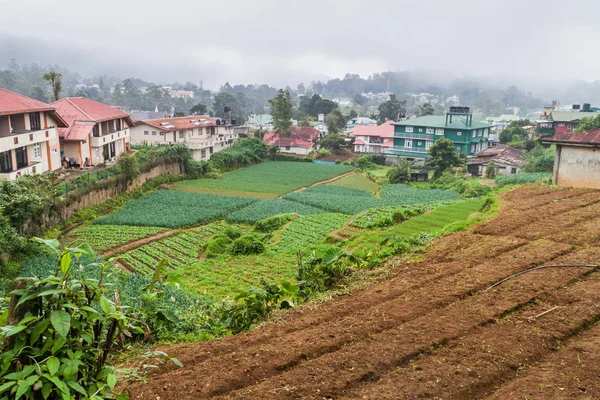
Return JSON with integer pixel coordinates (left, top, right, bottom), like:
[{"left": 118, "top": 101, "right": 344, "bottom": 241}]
[{"left": 128, "top": 185, "right": 600, "bottom": 400}]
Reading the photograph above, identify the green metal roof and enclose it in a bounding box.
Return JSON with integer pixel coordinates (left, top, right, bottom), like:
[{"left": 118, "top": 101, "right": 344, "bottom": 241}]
[
  {"left": 387, "top": 149, "right": 430, "bottom": 158},
  {"left": 393, "top": 115, "right": 492, "bottom": 130},
  {"left": 550, "top": 111, "right": 598, "bottom": 122}
]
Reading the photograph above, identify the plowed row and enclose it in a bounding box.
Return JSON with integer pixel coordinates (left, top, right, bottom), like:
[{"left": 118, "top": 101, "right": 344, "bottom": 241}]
[{"left": 129, "top": 185, "right": 600, "bottom": 399}]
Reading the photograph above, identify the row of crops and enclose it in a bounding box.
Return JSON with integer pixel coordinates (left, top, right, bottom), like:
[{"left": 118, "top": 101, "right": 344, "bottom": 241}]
[
  {"left": 276, "top": 213, "right": 350, "bottom": 253},
  {"left": 67, "top": 225, "right": 167, "bottom": 253},
  {"left": 283, "top": 184, "right": 460, "bottom": 214},
  {"left": 226, "top": 198, "right": 325, "bottom": 224}
]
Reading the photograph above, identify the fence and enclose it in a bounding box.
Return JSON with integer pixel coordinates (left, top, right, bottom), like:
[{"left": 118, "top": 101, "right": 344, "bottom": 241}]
[{"left": 54, "top": 164, "right": 122, "bottom": 199}]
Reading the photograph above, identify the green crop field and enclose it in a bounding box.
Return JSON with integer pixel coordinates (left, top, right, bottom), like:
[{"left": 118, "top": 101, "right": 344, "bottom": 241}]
[
  {"left": 67, "top": 225, "right": 167, "bottom": 253},
  {"left": 96, "top": 190, "right": 258, "bottom": 228},
  {"left": 276, "top": 213, "right": 350, "bottom": 253},
  {"left": 226, "top": 198, "right": 325, "bottom": 224},
  {"left": 494, "top": 172, "right": 552, "bottom": 187},
  {"left": 346, "top": 199, "right": 484, "bottom": 257},
  {"left": 171, "top": 161, "right": 354, "bottom": 196},
  {"left": 326, "top": 172, "right": 379, "bottom": 193},
  {"left": 283, "top": 184, "right": 459, "bottom": 214}
]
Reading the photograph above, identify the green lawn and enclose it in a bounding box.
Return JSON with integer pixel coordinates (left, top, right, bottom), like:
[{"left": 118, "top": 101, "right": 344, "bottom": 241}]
[
  {"left": 327, "top": 172, "right": 379, "bottom": 193},
  {"left": 171, "top": 161, "right": 354, "bottom": 196}
]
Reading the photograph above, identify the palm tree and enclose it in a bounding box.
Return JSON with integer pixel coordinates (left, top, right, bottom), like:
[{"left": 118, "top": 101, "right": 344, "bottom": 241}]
[{"left": 43, "top": 70, "right": 62, "bottom": 101}]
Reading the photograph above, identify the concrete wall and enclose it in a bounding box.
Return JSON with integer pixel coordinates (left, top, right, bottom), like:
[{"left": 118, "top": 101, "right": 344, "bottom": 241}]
[{"left": 554, "top": 145, "right": 600, "bottom": 189}]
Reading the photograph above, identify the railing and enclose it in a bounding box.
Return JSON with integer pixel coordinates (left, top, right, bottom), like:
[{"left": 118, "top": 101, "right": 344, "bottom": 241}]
[
  {"left": 0, "top": 162, "right": 42, "bottom": 180},
  {"left": 90, "top": 130, "right": 128, "bottom": 148},
  {"left": 391, "top": 146, "right": 429, "bottom": 153},
  {"left": 394, "top": 132, "right": 434, "bottom": 140}
]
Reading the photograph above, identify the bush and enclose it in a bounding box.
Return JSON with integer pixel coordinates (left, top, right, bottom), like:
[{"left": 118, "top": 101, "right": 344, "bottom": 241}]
[
  {"left": 228, "top": 233, "right": 266, "bottom": 256},
  {"left": 485, "top": 161, "right": 496, "bottom": 179},
  {"left": 223, "top": 226, "right": 242, "bottom": 240},
  {"left": 254, "top": 214, "right": 295, "bottom": 233},
  {"left": 335, "top": 159, "right": 341, "bottom": 164},
  {"left": 388, "top": 158, "right": 413, "bottom": 183},
  {"left": 204, "top": 234, "right": 233, "bottom": 258}
]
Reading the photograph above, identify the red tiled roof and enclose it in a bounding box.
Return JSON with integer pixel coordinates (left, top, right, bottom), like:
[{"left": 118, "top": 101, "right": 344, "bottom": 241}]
[
  {"left": 0, "top": 88, "right": 68, "bottom": 127},
  {"left": 289, "top": 126, "right": 321, "bottom": 141},
  {"left": 468, "top": 145, "right": 523, "bottom": 166},
  {"left": 265, "top": 135, "right": 313, "bottom": 148},
  {"left": 544, "top": 129, "right": 600, "bottom": 146},
  {"left": 382, "top": 139, "right": 394, "bottom": 147},
  {"left": 52, "top": 97, "right": 132, "bottom": 125},
  {"left": 352, "top": 120, "right": 394, "bottom": 138},
  {"left": 353, "top": 139, "right": 365, "bottom": 145},
  {"left": 137, "top": 115, "right": 217, "bottom": 132},
  {"left": 62, "top": 121, "right": 95, "bottom": 141}
]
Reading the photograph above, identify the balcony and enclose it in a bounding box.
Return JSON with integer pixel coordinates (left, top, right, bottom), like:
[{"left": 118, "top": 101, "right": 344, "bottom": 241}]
[
  {"left": 185, "top": 137, "right": 214, "bottom": 150},
  {"left": 394, "top": 132, "right": 434, "bottom": 140},
  {"left": 90, "top": 130, "right": 128, "bottom": 148},
  {"left": 0, "top": 128, "right": 57, "bottom": 152},
  {"left": 391, "top": 146, "right": 429, "bottom": 154},
  {"left": 0, "top": 162, "right": 42, "bottom": 181}
]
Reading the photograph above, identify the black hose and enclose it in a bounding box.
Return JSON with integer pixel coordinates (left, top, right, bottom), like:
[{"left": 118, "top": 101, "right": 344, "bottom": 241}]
[{"left": 486, "top": 264, "right": 599, "bottom": 291}]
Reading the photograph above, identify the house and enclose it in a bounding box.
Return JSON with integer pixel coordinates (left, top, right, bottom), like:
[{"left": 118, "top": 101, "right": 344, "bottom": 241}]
[
  {"left": 0, "top": 88, "right": 67, "bottom": 180},
  {"left": 536, "top": 104, "right": 599, "bottom": 137},
  {"left": 543, "top": 129, "right": 600, "bottom": 189},
  {"left": 390, "top": 107, "right": 492, "bottom": 164},
  {"left": 52, "top": 98, "right": 134, "bottom": 166},
  {"left": 130, "top": 115, "right": 237, "bottom": 161},
  {"left": 352, "top": 120, "right": 394, "bottom": 154},
  {"left": 246, "top": 114, "right": 273, "bottom": 131},
  {"left": 263, "top": 126, "right": 321, "bottom": 155},
  {"left": 467, "top": 145, "right": 523, "bottom": 177}
]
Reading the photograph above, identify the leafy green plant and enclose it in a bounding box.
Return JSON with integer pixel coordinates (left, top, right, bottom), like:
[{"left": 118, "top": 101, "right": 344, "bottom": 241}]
[
  {"left": 0, "top": 239, "right": 135, "bottom": 400},
  {"left": 253, "top": 214, "right": 296, "bottom": 233},
  {"left": 228, "top": 234, "right": 266, "bottom": 256}
]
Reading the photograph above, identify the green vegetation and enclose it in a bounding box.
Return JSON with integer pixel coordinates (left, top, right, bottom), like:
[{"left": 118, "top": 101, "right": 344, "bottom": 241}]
[
  {"left": 284, "top": 184, "right": 459, "bottom": 214},
  {"left": 172, "top": 161, "right": 353, "bottom": 196},
  {"left": 351, "top": 206, "right": 425, "bottom": 229},
  {"left": 254, "top": 214, "right": 296, "bottom": 233},
  {"left": 67, "top": 225, "right": 167, "bottom": 253},
  {"left": 96, "top": 191, "right": 257, "bottom": 228},
  {"left": 226, "top": 199, "right": 325, "bottom": 224},
  {"left": 326, "top": 172, "right": 379, "bottom": 193},
  {"left": 277, "top": 213, "right": 350, "bottom": 253},
  {"left": 521, "top": 144, "right": 555, "bottom": 173},
  {"left": 494, "top": 172, "right": 552, "bottom": 187}
]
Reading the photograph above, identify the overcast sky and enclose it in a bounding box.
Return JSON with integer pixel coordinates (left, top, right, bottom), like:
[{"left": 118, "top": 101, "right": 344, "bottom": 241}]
[{"left": 1, "top": 0, "right": 600, "bottom": 91}]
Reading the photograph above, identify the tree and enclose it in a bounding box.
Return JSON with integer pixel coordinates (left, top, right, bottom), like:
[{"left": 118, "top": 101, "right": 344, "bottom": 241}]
[
  {"left": 427, "top": 138, "right": 463, "bottom": 179},
  {"left": 499, "top": 125, "right": 528, "bottom": 144},
  {"left": 42, "top": 69, "right": 62, "bottom": 101},
  {"left": 319, "top": 133, "right": 346, "bottom": 153},
  {"left": 299, "top": 117, "right": 312, "bottom": 127},
  {"left": 521, "top": 144, "right": 555, "bottom": 172},
  {"left": 485, "top": 161, "right": 496, "bottom": 179},
  {"left": 189, "top": 103, "right": 207, "bottom": 115},
  {"left": 388, "top": 158, "right": 413, "bottom": 183},
  {"left": 325, "top": 109, "right": 345, "bottom": 133},
  {"left": 418, "top": 103, "right": 434, "bottom": 116},
  {"left": 346, "top": 110, "right": 358, "bottom": 121},
  {"left": 377, "top": 94, "right": 406, "bottom": 124},
  {"left": 269, "top": 89, "right": 292, "bottom": 143},
  {"left": 575, "top": 114, "right": 600, "bottom": 132},
  {"left": 30, "top": 85, "right": 48, "bottom": 102}
]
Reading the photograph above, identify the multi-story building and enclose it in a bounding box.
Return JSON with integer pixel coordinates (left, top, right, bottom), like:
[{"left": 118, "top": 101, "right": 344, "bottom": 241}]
[
  {"left": 52, "top": 97, "right": 134, "bottom": 166},
  {"left": 390, "top": 108, "right": 492, "bottom": 162},
  {"left": 0, "top": 89, "right": 66, "bottom": 180},
  {"left": 352, "top": 120, "right": 394, "bottom": 154},
  {"left": 129, "top": 116, "right": 237, "bottom": 161}
]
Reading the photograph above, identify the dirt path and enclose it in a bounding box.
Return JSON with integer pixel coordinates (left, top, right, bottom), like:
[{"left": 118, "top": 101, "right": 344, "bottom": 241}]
[
  {"left": 102, "top": 230, "right": 179, "bottom": 257},
  {"left": 127, "top": 185, "right": 600, "bottom": 399},
  {"left": 279, "top": 170, "right": 356, "bottom": 198}
]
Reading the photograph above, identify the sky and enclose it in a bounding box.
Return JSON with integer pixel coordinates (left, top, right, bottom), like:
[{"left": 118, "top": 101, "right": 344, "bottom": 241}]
[{"left": 1, "top": 0, "right": 600, "bottom": 91}]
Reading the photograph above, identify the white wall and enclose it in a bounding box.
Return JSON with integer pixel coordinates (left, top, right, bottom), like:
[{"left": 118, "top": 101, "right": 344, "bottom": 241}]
[{"left": 554, "top": 145, "right": 600, "bottom": 189}]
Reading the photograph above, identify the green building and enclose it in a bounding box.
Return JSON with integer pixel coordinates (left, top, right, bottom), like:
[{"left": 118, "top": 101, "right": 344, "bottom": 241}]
[{"left": 390, "top": 110, "right": 492, "bottom": 160}]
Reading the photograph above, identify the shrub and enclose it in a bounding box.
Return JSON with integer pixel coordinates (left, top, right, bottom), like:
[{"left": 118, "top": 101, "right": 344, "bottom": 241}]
[
  {"left": 494, "top": 172, "right": 552, "bottom": 187},
  {"left": 254, "top": 214, "right": 295, "bottom": 233},
  {"left": 335, "top": 159, "right": 341, "bottom": 164},
  {"left": 229, "top": 234, "right": 266, "bottom": 256},
  {"left": 485, "top": 161, "right": 496, "bottom": 179},
  {"left": 204, "top": 234, "right": 233, "bottom": 258},
  {"left": 223, "top": 226, "right": 243, "bottom": 240}
]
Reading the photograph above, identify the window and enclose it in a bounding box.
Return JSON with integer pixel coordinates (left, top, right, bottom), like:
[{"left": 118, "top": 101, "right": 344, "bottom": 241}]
[
  {"left": 93, "top": 125, "right": 100, "bottom": 137},
  {"left": 15, "top": 146, "right": 27, "bottom": 169},
  {"left": 511, "top": 167, "right": 517, "bottom": 174},
  {"left": 152, "top": 131, "right": 157, "bottom": 136},
  {"left": 144, "top": 131, "right": 149, "bottom": 136},
  {"left": 285, "top": 146, "right": 290, "bottom": 151},
  {"left": 159, "top": 132, "right": 164, "bottom": 136},
  {"left": 115, "top": 119, "right": 121, "bottom": 130},
  {"left": 29, "top": 112, "right": 41, "bottom": 131},
  {"left": 201, "top": 149, "right": 206, "bottom": 158},
  {"left": 0, "top": 151, "right": 12, "bottom": 173},
  {"left": 179, "top": 131, "right": 184, "bottom": 139},
  {"left": 457, "top": 131, "right": 462, "bottom": 136},
  {"left": 471, "top": 144, "right": 476, "bottom": 153},
  {"left": 484, "top": 128, "right": 489, "bottom": 135},
  {"left": 33, "top": 143, "right": 41, "bottom": 158},
  {"left": 426, "top": 127, "right": 434, "bottom": 134},
  {"left": 405, "top": 126, "right": 414, "bottom": 133},
  {"left": 478, "top": 129, "right": 482, "bottom": 137},
  {"left": 472, "top": 131, "right": 476, "bottom": 138},
  {"left": 405, "top": 139, "right": 412, "bottom": 148},
  {"left": 435, "top": 128, "right": 444, "bottom": 135},
  {"left": 426, "top": 141, "right": 433, "bottom": 149},
  {"left": 558, "top": 123, "right": 565, "bottom": 127}
]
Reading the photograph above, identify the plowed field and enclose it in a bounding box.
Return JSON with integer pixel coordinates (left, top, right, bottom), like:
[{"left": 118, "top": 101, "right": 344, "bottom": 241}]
[{"left": 129, "top": 185, "right": 600, "bottom": 400}]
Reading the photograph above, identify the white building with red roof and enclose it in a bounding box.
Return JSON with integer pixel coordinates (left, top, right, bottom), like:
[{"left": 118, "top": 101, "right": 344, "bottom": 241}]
[
  {"left": 0, "top": 88, "right": 67, "bottom": 180},
  {"left": 263, "top": 126, "right": 321, "bottom": 155},
  {"left": 130, "top": 116, "right": 237, "bottom": 161},
  {"left": 52, "top": 97, "right": 134, "bottom": 166},
  {"left": 352, "top": 120, "right": 394, "bottom": 154}
]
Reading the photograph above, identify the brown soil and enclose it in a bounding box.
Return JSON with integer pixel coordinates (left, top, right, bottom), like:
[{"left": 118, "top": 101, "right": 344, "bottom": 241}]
[
  {"left": 128, "top": 185, "right": 600, "bottom": 400},
  {"left": 102, "top": 230, "right": 179, "bottom": 257}
]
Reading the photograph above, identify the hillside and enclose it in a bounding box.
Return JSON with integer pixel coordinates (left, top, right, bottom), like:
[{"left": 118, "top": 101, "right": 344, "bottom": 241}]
[{"left": 128, "top": 185, "right": 600, "bottom": 399}]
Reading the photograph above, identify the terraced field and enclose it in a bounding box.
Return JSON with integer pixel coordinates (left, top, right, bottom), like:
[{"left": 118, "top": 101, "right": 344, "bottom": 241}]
[{"left": 128, "top": 186, "right": 600, "bottom": 400}]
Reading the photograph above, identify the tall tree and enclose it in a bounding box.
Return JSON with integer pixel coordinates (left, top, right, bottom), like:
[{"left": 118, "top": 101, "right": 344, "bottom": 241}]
[
  {"left": 189, "top": 103, "right": 207, "bottom": 115},
  {"left": 42, "top": 69, "right": 62, "bottom": 101},
  {"left": 325, "top": 109, "right": 345, "bottom": 133},
  {"left": 426, "top": 137, "right": 463, "bottom": 179},
  {"left": 377, "top": 94, "right": 406, "bottom": 124},
  {"left": 269, "top": 90, "right": 292, "bottom": 141}
]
